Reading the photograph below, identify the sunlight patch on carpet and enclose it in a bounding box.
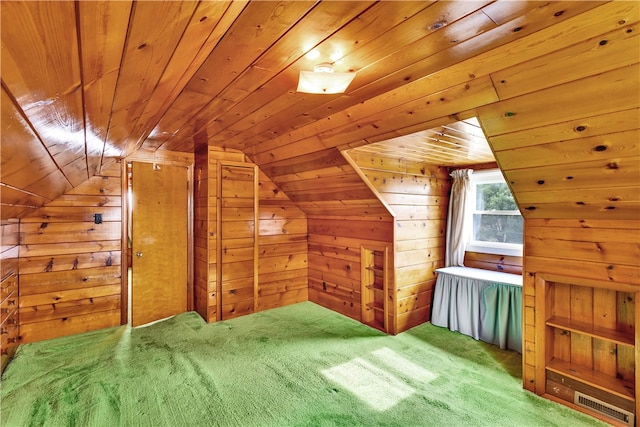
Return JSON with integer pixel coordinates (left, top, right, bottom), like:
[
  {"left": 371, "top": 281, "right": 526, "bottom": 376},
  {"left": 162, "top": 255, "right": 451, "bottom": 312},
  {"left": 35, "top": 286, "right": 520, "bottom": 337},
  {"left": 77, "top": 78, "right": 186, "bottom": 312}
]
[
  {"left": 322, "top": 358, "right": 414, "bottom": 411},
  {"left": 371, "top": 347, "right": 438, "bottom": 383}
]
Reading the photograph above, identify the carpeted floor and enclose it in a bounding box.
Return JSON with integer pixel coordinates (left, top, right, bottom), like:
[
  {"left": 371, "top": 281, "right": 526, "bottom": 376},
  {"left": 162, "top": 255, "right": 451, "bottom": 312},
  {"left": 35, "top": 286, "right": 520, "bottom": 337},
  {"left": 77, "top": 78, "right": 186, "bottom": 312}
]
[{"left": 1, "top": 302, "right": 605, "bottom": 426}]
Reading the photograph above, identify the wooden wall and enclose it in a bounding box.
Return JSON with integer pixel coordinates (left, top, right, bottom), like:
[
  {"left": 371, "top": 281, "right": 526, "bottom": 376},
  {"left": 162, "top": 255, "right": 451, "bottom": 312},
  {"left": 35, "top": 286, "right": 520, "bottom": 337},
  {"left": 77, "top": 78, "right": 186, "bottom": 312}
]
[
  {"left": 307, "top": 216, "right": 393, "bottom": 328},
  {"left": 347, "top": 151, "right": 451, "bottom": 332},
  {"left": 478, "top": 64, "right": 640, "bottom": 399},
  {"left": 475, "top": 6, "right": 640, "bottom": 417},
  {"left": 522, "top": 219, "right": 639, "bottom": 396},
  {"left": 193, "top": 148, "right": 207, "bottom": 319},
  {"left": 18, "top": 162, "right": 123, "bottom": 343},
  {"left": 249, "top": 146, "right": 395, "bottom": 331},
  {"left": 257, "top": 169, "right": 308, "bottom": 311},
  {"left": 1, "top": 219, "right": 20, "bottom": 370},
  {"left": 193, "top": 146, "right": 224, "bottom": 322},
  {"left": 194, "top": 146, "right": 308, "bottom": 322},
  {"left": 463, "top": 252, "right": 522, "bottom": 275},
  {"left": 1, "top": 221, "right": 19, "bottom": 281}
]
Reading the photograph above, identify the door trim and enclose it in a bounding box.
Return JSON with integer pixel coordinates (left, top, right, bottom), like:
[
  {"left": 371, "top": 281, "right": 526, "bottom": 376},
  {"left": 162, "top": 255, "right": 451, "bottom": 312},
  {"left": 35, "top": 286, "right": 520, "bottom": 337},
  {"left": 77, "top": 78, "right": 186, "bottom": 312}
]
[
  {"left": 216, "top": 160, "right": 258, "bottom": 321},
  {"left": 120, "top": 158, "right": 194, "bottom": 325}
]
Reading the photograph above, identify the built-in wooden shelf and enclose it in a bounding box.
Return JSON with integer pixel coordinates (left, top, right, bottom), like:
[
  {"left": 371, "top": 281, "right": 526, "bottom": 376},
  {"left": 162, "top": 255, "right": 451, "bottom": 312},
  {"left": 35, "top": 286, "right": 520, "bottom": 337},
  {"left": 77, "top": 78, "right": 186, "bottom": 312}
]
[
  {"left": 546, "top": 316, "right": 635, "bottom": 347},
  {"left": 367, "top": 302, "right": 384, "bottom": 313},
  {"left": 546, "top": 358, "right": 635, "bottom": 402},
  {"left": 361, "top": 246, "right": 388, "bottom": 332},
  {"left": 365, "top": 266, "right": 384, "bottom": 275},
  {"left": 535, "top": 273, "right": 638, "bottom": 422}
]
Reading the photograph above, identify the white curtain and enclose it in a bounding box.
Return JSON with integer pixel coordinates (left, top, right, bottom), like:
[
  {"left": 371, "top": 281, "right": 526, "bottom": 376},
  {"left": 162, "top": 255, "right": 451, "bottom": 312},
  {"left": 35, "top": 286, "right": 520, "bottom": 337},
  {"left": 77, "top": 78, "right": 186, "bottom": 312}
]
[{"left": 445, "top": 169, "right": 473, "bottom": 267}]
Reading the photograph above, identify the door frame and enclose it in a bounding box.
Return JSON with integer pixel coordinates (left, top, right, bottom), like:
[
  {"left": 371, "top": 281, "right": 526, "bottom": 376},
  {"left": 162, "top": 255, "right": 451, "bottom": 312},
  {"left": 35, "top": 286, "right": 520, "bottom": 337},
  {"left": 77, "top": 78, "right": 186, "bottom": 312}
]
[
  {"left": 120, "top": 156, "right": 194, "bottom": 325},
  {"left": 216, "top": 160, "right": 259, "bottom": 320}
]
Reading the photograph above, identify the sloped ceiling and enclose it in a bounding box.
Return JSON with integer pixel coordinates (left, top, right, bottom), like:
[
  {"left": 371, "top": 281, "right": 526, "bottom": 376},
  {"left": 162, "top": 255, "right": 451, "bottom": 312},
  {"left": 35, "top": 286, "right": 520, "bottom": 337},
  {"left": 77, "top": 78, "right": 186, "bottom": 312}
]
[
  {"left": 1, "top": 1, "right": 638, "bottom": 220},
  {"left": 352, "top": 118, "right": 496, "bottom": 167}
]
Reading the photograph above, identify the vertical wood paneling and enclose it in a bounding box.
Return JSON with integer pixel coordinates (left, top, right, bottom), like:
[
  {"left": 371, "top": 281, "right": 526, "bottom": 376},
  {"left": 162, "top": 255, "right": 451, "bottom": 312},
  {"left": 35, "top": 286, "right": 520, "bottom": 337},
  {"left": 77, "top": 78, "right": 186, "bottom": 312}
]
[
  {"left": 195, "top": 146, "right": 307, "bottom": 323},
  {"left": 569, "top": 285, "right": 593, "bottom": 368},
  {"left": 524, "top": 219, "right": 638, "bottom": 415},
  {"left": 18, "top": 162, "right": 123, "bottom": 343},
  {"left": 193, "top": 145, "right": 212, "bottom": 321},
  {"left": 616, "top": 291, "right": 636, "bottom": 384}
]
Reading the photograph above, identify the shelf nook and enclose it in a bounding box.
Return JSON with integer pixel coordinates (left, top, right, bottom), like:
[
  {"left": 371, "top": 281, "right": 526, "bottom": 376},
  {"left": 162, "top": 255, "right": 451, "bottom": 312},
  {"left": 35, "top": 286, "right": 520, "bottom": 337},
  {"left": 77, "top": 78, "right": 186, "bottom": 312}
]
[
  {"left": 361, "top": 246, "right": 388, "bottom": 332},
  {"left": 535, "top": 273, "right": 638, "bottom": 425}
]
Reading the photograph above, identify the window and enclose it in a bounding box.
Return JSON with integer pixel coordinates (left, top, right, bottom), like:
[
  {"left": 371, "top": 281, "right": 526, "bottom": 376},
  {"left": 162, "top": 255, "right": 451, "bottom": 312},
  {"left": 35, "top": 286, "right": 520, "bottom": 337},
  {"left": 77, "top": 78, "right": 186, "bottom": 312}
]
[{"left": 466, "top": 169, "right": 523, "bottom": 256}]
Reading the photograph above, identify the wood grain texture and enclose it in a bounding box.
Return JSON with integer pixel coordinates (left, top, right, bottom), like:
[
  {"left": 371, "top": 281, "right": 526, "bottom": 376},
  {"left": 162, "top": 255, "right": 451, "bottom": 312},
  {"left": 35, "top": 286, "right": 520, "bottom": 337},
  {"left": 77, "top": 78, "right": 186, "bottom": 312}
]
[
  {"left": 308, "top": 217, "right": 393, "bottom": 328},
  {"left": 463, "top": 251, "right": 522, "bottom": 275},
  {"left": 194, "top": 147, "right": 307, "bottom": 322},
  {"left": 17, "top": 167, "right": 123, "bottom": 342},
  {"left": 524, "top": 219, "right": 639, "bottom": 406},
  {"left": 1, "top": 221, "right": 20, "bottom": 371},
  {"left": 2, "top": 1, "right": 639, "bottom": 415},
  {"left": 347, "top": 150, "right": 450, "bottom": 333},
  {"left": 77, "top": 0, "right": 132, "bottom": 172},
  {"left": 131, "top": 162, "right": 188, "bottom": 327}
]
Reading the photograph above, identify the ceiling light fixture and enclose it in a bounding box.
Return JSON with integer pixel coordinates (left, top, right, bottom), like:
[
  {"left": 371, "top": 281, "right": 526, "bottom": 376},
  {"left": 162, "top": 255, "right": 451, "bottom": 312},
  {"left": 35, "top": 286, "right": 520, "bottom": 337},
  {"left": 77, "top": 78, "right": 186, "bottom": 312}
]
[{"left": 296, "top": 62, "right": 356, "bottom": 94}]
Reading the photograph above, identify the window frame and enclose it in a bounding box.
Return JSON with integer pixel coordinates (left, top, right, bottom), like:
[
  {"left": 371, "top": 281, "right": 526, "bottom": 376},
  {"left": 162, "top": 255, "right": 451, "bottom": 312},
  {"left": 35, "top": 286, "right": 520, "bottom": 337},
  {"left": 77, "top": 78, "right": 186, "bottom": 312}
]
[{"left": 465, "top": 169, "right": 523, "bottom": 257}]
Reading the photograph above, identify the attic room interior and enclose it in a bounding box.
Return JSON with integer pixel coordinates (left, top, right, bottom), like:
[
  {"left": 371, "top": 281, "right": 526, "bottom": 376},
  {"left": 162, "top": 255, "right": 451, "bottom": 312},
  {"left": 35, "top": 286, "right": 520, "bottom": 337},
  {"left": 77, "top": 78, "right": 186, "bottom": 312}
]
[{"left": 1, "top": 1, "right": 638, "bottom": 426}]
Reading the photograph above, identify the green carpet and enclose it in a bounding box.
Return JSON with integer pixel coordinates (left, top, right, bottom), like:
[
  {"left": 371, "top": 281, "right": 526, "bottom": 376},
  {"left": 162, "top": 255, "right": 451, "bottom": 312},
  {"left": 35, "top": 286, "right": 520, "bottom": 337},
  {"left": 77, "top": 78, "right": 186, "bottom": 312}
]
[{"left": 1, "top": 302, "right": 605, "bottom": 426}]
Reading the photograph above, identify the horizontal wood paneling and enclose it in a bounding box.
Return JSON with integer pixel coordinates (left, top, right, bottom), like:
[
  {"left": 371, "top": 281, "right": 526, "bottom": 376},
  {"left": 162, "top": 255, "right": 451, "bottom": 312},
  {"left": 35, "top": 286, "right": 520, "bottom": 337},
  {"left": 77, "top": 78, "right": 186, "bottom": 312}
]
[
  {"left": 258, "top": 168, "right": 308, "bottom": 311},
  {"left": 193, "top": 146, "right": 216, "bottom": 322},
  {"left": 523, "top": 219, "right": 639, "bottom": 402},
  {"left": 0, "top": 2, "right": 638, "bottom": 419},
  {"left": 477, "top": 12, "right": 640, "bottom": 223},
  {"left": 18, "top": 162, "right": 123, "bottom": 343},
  {"left": 19, "top": 311, "right": 121, "bottom": 344},
  {"left": 1, "top": 221, "right": 20, "bottom": 372},
  {"left": 255, "top": 147, "right": 390, "bottom": 218},
  {"left": 348, "top": 151, "right": 450, "bottom": 333},
  {"left": 463, "top": 252, "right": 523, "bottom": 275},
  {"left": 194, "top": 147, "right": 308, "bottom": 322},
  {"left": 308, "top": 217, "right": 393, "bottom": 328},
  {"left": 474, "top": 6, "right": 639, "bottom": 405}
]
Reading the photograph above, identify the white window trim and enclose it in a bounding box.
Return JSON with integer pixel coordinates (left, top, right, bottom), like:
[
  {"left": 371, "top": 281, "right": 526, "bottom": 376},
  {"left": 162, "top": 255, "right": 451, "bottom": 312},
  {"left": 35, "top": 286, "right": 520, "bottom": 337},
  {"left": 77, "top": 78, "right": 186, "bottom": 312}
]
[
  {"left": 466, "top": 169, "right": 523, "bottom": 257},
  {"left": 466, "top": 241, "right": 523, "bottom": 257}
]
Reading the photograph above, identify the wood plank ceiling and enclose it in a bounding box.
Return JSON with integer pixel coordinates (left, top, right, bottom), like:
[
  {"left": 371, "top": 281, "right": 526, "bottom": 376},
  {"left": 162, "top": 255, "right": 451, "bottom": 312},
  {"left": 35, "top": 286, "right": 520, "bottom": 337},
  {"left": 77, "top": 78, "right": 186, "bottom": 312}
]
[
  {"left": 351, "top": 118, "right": 496, "bottom": 167},
  {"left": 1, "top": 1, "right": 639, "bottom": 220}
]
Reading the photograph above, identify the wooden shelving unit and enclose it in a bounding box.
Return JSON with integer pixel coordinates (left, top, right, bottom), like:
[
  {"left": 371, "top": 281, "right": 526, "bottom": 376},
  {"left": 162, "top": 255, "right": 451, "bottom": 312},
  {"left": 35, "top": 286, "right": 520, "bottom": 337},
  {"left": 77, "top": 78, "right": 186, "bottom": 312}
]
[
  {"left": 361, "top": 246, "right": 388, "bottom": 332},
  {"left": 535, "top": 273, "right": 638, "bottom": 425},
  {"left": 1, "top": 270, "right": 19, "bottom": 373},
  {"left": 546, "top": 316, "right": 635, "bottom": 347},
  {"left": 546, "top": 358, "right": 635, "bottom": 402}
]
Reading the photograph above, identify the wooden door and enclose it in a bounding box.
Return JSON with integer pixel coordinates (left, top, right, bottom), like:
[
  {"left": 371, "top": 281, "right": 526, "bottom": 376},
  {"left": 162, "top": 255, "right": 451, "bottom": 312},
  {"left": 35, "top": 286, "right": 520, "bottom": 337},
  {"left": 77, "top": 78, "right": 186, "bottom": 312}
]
[
  {"left": 131, "top": 162, "right": 188, "bottom": 326},
  {"left": 219, "top": 163, "right": 257, "bottom": 319}
]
